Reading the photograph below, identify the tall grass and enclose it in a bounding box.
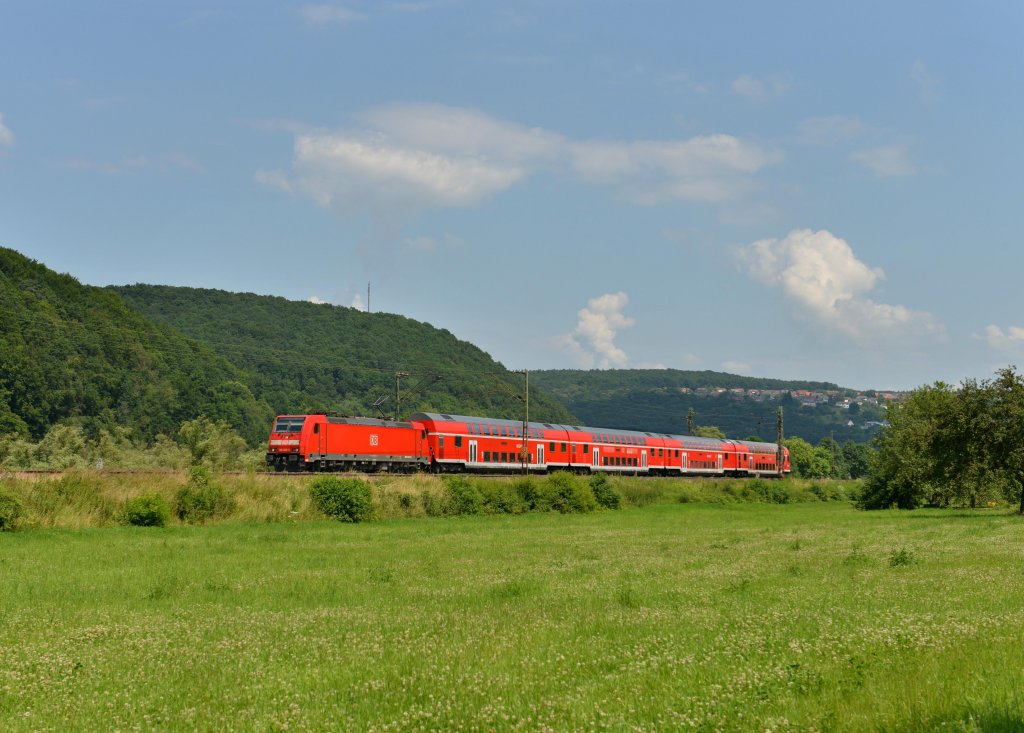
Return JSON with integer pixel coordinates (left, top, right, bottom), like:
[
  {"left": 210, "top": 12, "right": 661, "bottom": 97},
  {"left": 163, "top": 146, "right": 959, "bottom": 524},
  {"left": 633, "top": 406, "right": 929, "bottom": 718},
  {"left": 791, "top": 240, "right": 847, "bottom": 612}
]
[{"left": 0, "top": 471, "right": 864, "bottom": 529}]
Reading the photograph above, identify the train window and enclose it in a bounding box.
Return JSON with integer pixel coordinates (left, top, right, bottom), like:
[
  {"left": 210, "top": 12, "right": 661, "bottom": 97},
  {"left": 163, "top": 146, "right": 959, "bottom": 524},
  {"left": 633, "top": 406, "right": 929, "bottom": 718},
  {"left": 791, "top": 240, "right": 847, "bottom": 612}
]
[
  {"left": 583, "top": 444, "right": 589, "bottom": 454},
  {"left": 313, "top": 424, "right": 319, "bottom": 434},
  {"left": 454, "top": 436, "right": 463, "bottom": 448},
  {"left": 439, "top": 437, "right": 445, "bottom": 447},
  {"left": 549, "top": 442, "right": 555, "bottom": 452},
  {"left": 501, "top": 452, "right": 508, "bottom": 462},
  {"left": 603, "top": 457, "right": 608, "bottom": 466},
  {"left": 274, "top": 417, "right": 305, "bottom": 433},
  {"left": 484, "top": 451, "right": 490, "bottom": 462},
  {"left": 658, "top": 449, "right": 663, "bottom": 457},
  {"left": 560, "top": 443, "right": 567, "bottom": 452},
  {"left": 571, "top": 444, "right": 576, "bottom": 453}
]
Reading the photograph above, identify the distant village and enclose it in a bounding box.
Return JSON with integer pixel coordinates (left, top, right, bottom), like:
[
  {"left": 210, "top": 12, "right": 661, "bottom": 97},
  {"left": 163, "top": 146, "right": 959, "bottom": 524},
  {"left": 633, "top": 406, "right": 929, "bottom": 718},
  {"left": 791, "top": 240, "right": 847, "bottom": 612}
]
[
  {"left": 680, "top": 386, "right": 902, "bottom": 428},
  {"left": 681, "top": 386, "right": 904, "bottom": 406}
]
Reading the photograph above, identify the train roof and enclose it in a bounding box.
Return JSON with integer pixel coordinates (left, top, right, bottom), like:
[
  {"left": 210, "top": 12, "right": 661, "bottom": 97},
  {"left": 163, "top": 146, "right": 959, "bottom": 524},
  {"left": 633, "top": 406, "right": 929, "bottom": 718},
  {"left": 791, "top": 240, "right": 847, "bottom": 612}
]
[{"left": 409, "top": 412, "right": 735, "bottom": 448}]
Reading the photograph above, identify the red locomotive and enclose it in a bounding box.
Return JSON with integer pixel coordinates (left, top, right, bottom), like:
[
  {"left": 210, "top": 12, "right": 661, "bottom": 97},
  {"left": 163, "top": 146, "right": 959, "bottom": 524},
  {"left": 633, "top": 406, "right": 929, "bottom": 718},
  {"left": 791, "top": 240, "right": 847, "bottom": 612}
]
[{"left": 267, "top": 411, "right": 790, "bottom": 477}]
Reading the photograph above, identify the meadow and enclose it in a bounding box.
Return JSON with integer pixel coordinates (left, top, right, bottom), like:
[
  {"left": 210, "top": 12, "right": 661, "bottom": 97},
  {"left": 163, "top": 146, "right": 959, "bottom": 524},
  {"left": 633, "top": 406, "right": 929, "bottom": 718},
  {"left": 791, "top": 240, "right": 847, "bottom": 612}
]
[{"left": 2, "top": 483, "right": 1023, "bottom": 732}]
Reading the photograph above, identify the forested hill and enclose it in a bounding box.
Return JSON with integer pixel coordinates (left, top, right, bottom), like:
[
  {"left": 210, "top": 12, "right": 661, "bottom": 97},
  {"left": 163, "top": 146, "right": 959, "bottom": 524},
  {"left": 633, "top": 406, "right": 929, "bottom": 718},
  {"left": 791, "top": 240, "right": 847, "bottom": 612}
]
[
  {"left": 113, "top": 285, "right": 576, "bottom": 426},
  {"left": 531, "top": 369, "right": 884, "bottom": 445},
  {"left": 0, "top": 248, "right": 274, "bottom": 444}
]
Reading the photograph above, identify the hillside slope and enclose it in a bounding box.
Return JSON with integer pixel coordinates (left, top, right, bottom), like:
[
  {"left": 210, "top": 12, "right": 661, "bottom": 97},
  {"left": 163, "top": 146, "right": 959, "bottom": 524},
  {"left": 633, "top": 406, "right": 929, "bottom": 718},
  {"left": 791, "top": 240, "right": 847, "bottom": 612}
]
[
  {"left": 113, "top": 285, "right": 575, "bottom": 425},
  {"left": 0, "top": 248, "right": 274, "bottom": 443},
  {"left": 531, "top": 369, "right": 884, "bottom": 444}
]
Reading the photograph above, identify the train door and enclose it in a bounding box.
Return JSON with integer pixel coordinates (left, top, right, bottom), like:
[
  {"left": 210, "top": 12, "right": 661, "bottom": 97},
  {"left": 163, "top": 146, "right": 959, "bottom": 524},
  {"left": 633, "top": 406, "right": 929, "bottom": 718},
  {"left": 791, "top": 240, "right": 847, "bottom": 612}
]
[
  {"left": 592, "top": 448, "right": 600, "bottom": 468},
  {"left": 469, "top": 440, "right": 478, "bottom": 464},
  {"left": 538, "top": 443, "right": 545, "bottom": 467},
  {"left": 313, "top": 422, "right": 325, "bottom": 458},
  {"left": 717, "top": 454, "right": 723, "bottom": 471},
  {"left": 682, "top": 452, "right": 688, "bottom": 472},
  {"left": 641, "top": 450, "right": 648, "bottom": 470}
]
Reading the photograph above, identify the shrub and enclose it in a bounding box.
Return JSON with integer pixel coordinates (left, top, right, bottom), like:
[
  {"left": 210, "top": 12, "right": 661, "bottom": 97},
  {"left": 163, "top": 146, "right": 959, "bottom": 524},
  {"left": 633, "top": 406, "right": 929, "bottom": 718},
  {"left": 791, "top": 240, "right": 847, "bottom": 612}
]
[
  {"left": 589, "top": 473, "right": 621, "bottom": 510},
  {"left": 808, "top": 481, "right": 850, "bottom": 502},
  {"left": 442, "top": 475, "right": 484, "bottom": 516},
  {"left": 513, "top": 477, "right": 550, "bottom": 511},
  {"left": 747, "top": 478, "right": 790, "bottom": 504},
  {"left": 124, "top": 493, "right": 170, "bottom": 527},
  {"left": 889, "top": 548, "right": 918, "bottom": 567},
  {"left": 175, "top": 476, "right": 235, "bottom": 524},
  {"left": 310, "top": 476, "right": 373, "bottom": 522},
  {"left": 0, "top": 490, "right": 24, "bottom": 531},
  {"left": 420, "top": 488, "right": 444, "bottom": 517},
  {"left": 478, "top": 481, "right": 528, "bottom": 515},
  {"left": 546, "top": 472, "right": 596, "bottom": 514},
  {"left": 618, "top": 481, "right": 663, "bottom": 507}
]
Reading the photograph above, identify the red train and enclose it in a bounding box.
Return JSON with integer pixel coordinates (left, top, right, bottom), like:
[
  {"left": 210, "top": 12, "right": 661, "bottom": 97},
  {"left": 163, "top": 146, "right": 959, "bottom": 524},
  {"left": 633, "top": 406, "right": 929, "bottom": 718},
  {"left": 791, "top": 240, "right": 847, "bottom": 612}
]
[{"left": 266, "top": 411, "right": 790, "bottom": 477}]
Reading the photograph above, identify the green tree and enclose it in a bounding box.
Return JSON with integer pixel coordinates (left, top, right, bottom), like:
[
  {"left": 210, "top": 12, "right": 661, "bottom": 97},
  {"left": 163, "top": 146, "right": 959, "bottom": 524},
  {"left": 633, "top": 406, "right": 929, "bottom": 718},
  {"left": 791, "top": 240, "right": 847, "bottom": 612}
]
[
  {"left": 783, "top": 437, "right": 815, "bottom": 478},
  {"left": 693, "top": 425, "right": 726, "bottom": 439},
  {"left": 860, "top": 382, "right": 957, "bottom": 509},
  {"left": 816, "top": 436, "right": 844, "bottom": 478},
  {"left": 933, "top": 367, "right": 1024, "bottom": 513},
  {"left": 841, "top": 442, "right": 874, "bottom": 479},
  {"left": 178, "top": 417, "right": 248, "bottom": 470}
]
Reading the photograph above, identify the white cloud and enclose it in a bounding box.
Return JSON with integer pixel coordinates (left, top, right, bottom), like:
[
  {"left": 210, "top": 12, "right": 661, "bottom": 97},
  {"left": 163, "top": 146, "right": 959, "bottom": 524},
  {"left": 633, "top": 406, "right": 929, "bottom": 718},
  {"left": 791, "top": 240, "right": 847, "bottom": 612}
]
[
  {"left": 260, "top": 104, "right": 782, "bottom": 214},
  {"left": 290, "top": 134, "right": 524, "bottom": 212},
  {"left": 361, "top": 103, "right": 563, "bottom": 161},
  {"left": 350, "top": 293, "right": 365, "bottom": 311},
  {"left": 299, "top": 4, "right": 361, "bottom": 25},
  {"left": 850, "top": 145, "right": 915, "bottom": 177},
  {"left": 569, "top": 135, "right": 781, "bottom": 203},
  {"left": 556, "top": 292, "right": 635, "bottom": 368},
  {"left": 308, "top": 296, "right": 329, "bottom": 305},
  {"left": 0, "top": 113, "right": 13, "bottom": 147},
  {"left": 797, "top": 115, "right": 870, "bottom": 146},
  {"left": 982, "top": 325, "right": 1024, "bottom": 352},
  {"left": 737, "top": 228, "right": 945, "bottom": 343},
  {"left": 405, "top": 233, "right": 463, "bottom": 252},
  {"left": 731, "top": 73, "right": 791, "bottom": 102},
  {"left": 406, "top": 236, "right": 436, "bottom": 252},
  {"left": 910, "top": 61, "right": 942, "bottom": 101},
  {"left": 254, "top": 169, "right": 293, "bottom": 193}
]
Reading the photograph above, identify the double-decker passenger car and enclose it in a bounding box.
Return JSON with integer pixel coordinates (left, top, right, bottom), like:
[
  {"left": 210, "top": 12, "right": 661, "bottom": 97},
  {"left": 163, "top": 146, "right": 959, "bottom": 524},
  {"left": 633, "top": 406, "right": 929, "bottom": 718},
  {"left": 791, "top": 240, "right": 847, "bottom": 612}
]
[{"left": 267, "top": 411, "right": 791, "bottom": 477}]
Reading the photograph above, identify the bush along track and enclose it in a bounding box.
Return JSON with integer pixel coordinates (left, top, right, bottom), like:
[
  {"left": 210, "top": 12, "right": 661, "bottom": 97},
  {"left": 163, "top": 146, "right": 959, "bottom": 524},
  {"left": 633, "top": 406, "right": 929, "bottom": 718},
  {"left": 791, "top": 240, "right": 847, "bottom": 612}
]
[{"left": 0, "top": 471, "right": 870, "bottom": 531}]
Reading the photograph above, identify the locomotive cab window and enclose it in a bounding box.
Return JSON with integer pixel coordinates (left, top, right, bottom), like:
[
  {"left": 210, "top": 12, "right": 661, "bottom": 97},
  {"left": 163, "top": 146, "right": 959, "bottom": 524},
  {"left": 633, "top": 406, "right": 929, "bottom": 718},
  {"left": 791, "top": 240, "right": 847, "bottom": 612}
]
[
  {"left": 273, "top": 417, "right": 305, "bottom": 433},
  {"left": 454, "top": 436, "right": 463, "bottom": 448}
]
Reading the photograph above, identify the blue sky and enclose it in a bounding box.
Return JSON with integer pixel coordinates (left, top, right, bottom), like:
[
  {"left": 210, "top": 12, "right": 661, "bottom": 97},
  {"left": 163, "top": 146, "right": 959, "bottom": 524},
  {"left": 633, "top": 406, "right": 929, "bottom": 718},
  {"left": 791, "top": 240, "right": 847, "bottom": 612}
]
[{"left": 2, "top": 1, "right": 1022, "bottom": 390}]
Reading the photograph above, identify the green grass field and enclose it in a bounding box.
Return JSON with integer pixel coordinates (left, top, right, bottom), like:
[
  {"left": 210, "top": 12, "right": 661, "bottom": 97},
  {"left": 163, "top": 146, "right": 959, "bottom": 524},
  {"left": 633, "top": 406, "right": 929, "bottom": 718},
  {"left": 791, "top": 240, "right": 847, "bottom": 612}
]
[{"left": 2, "top": 501, "right": 1023, "bottom": 731}]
